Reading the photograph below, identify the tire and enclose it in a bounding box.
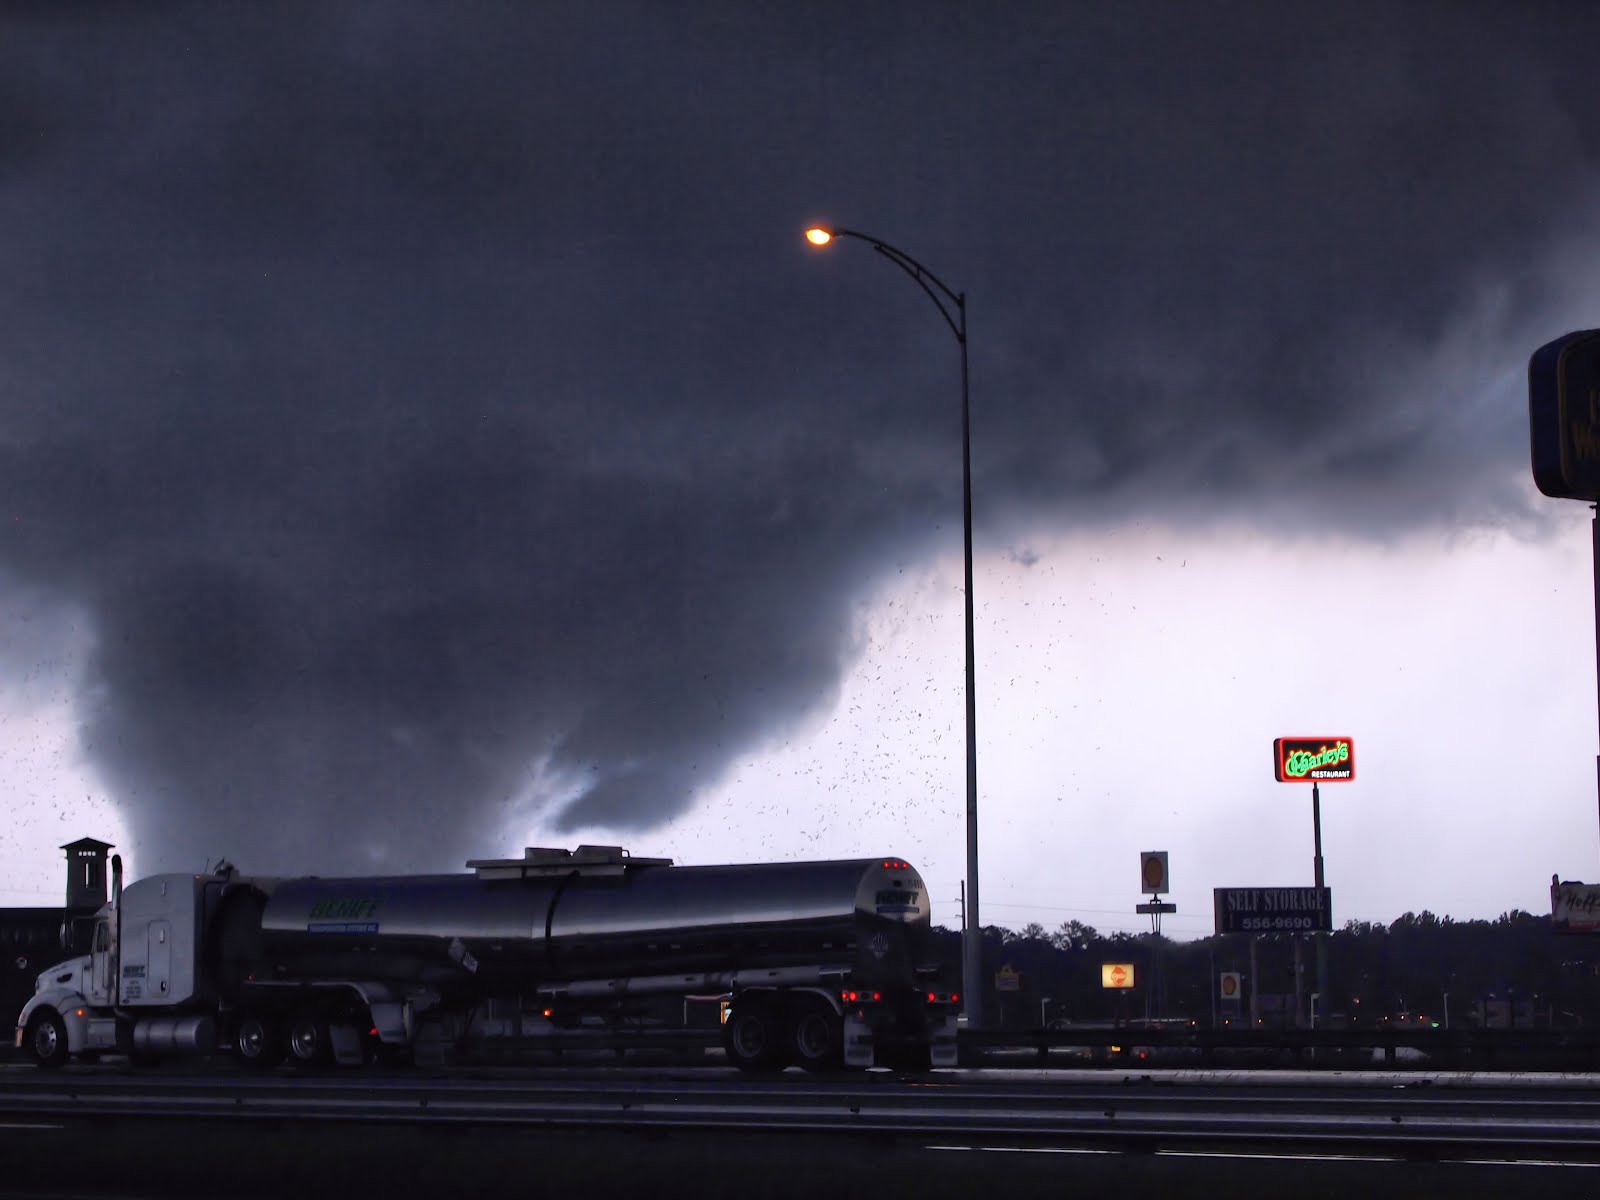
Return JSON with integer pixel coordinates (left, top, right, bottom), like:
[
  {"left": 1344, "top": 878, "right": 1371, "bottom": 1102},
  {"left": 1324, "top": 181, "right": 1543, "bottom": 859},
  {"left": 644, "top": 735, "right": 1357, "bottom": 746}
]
[
  {"left": 723, "top": 1002, "right": 789, "bottom": 1072},
  {"left": 25, "top": 1010, "right": 70, "bottom": 1069},
  {"left": 790, "top": 1002, "right": 842, "bottom": 1073},
  {"left": 285, "top": 1010, "right": 330, "bottom": 1067},
  {"left": 234, "top": 1012, "right": 284, "bottom": 1071}
]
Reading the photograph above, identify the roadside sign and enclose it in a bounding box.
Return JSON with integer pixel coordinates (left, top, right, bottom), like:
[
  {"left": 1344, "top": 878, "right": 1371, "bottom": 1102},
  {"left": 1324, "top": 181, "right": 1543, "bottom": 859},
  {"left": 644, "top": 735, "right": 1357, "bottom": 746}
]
[
  {"left": 1530, "top": 330, "right": 1600, "bottom": 501},
  {"left": 1101, "top": 963, "right": 1136, "bottom": 990},
  {"left": 1140, "top": 851, "right": 1169, "bottom": 894},
  {"left": 1213, "top": 887, "right": 1332, "bottom": 934},
  {"left": 995, "top": 964, "right": 1022, "bottom": 992},
  {"left": 1273, "top": 737, "right": 1354, "bottom": 782},
  {"left": 1552, "top": 877, "right": 1600, "bottom": 933}
]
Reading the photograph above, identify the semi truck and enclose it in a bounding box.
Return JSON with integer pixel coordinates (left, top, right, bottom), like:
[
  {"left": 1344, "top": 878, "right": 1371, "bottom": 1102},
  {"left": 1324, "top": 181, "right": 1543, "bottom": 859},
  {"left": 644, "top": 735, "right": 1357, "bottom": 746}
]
[{"left": 15, "top": 845, "right": 959, "bottom": 1072}]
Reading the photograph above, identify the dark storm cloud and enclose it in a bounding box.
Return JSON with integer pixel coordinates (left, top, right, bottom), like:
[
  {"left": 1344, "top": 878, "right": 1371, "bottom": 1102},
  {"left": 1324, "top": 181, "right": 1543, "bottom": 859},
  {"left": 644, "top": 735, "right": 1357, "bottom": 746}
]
[{"left": 0, "top": 1, "right": 1595, "bottom": 871}]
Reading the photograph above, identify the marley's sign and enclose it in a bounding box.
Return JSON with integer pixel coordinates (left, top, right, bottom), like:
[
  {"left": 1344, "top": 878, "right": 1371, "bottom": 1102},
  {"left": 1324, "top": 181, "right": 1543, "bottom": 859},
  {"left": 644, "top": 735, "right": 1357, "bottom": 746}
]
[{"left": 1273, "top": 737, "right": 1354, "bottom": 783}]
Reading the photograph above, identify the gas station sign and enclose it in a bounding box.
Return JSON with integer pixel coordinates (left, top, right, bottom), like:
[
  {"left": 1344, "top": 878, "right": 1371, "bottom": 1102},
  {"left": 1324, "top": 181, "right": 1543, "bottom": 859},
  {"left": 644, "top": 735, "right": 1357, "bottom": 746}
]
[{"left": 1100, "top": 962, "right": 1135, "bottom": 989}]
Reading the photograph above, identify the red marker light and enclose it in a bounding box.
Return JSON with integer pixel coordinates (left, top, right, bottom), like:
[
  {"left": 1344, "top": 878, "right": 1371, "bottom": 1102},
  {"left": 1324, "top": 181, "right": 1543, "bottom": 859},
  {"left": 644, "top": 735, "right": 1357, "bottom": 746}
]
[
  {"left": 951, "top": 994, "right": 959, "bottom": 1003},
  {"left": 928, "top": 992, "right": 936, "bottom": 1003},
  {"left": 369, "top": 1027, "right": 378, "bottom": 1037},
  {"left": 872, "top": 992, "right": 881, "bottom": 1002}
]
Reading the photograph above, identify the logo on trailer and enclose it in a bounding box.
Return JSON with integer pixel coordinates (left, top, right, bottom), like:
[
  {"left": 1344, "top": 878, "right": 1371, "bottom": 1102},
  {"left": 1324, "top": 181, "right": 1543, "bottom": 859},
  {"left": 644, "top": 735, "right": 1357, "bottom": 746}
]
[
  {"left": 307, "top": 896, "right": 381, "bottom": 935},
  {"left": 874, "top": 888, "right": 921, "bottom": 914}
]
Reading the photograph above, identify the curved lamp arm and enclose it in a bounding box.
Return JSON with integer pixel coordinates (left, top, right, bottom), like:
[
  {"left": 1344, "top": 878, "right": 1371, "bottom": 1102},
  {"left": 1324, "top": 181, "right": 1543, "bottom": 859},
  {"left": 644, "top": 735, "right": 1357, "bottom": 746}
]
[{"left": 806, "top": 227, "right": 965, "bottom": 345}]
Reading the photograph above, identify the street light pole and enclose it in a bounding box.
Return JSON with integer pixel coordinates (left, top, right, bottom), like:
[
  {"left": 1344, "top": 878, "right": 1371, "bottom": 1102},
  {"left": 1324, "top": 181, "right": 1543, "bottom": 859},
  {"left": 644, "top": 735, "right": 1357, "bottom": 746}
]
[{"left": 805, "top": 226, "right": 983, "bottom": 1030}]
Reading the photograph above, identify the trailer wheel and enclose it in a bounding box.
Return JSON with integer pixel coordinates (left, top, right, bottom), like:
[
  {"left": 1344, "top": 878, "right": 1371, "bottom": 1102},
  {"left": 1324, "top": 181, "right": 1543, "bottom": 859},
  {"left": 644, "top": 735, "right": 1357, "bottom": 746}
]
[
  {"left": 724, "top": 1002, "right": 788, "bottom": 1072},
  {"left": 234, "top": 1013, "right": 284, "bottom": 1070},
  {"left": 790, "top": 1004, "right": 842, "bottom": 1072},
  {"left": 285, "top": 1010, "right": 330, "bottom": 1066},
  {"left": 25, "top": 1009, "right": 69, "bottom": 1069}
]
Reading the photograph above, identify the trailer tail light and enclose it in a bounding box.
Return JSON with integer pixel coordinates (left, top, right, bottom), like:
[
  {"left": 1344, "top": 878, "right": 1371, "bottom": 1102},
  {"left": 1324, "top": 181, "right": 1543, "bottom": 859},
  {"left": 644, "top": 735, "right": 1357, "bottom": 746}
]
[{"left": 841, "top": 991, "right": 882, "bottom": 1004}]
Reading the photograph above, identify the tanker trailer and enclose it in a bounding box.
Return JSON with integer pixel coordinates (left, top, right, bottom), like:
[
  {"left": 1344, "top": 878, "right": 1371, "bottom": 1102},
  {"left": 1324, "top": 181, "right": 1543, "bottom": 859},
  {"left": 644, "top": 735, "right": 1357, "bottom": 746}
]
[{"left": 16, "top": 847, "right": 960, "bottom": 1072}]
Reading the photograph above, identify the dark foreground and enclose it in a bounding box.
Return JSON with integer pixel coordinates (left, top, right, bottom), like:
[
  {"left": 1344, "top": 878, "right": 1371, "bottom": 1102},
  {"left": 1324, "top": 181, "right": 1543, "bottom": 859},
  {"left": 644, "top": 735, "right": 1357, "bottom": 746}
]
[{"left": 2, "top": 1109, "right": 1598, "bottom": 1200}]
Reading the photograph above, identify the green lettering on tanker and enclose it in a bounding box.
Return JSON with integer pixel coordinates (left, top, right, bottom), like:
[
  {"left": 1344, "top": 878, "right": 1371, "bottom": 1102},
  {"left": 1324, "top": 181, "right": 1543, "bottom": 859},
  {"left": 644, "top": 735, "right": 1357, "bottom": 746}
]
[{"left": 308, "top": 897, "right": 378, "bottom": 921}]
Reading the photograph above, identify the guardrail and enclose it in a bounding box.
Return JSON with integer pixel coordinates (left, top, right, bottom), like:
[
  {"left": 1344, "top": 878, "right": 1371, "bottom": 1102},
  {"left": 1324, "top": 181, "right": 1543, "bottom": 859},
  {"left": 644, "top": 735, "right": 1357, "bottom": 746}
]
[{"left": 958, "top": 1025, "right": 1600, "bottom": 1070}]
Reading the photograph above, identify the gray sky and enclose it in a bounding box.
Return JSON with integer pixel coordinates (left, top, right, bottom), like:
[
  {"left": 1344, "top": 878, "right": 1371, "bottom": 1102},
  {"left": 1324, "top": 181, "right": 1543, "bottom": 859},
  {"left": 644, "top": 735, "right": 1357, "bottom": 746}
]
[{"left": 3, "top": 1, "right": 1599, "bottom": 934}]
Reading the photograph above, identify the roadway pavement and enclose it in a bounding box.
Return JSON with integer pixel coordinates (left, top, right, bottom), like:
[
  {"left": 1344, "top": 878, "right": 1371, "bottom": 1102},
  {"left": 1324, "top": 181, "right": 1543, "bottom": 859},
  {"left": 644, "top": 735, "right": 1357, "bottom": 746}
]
[{"left": 3, "top": 1062, "right": 1600, "bottom": 1198}]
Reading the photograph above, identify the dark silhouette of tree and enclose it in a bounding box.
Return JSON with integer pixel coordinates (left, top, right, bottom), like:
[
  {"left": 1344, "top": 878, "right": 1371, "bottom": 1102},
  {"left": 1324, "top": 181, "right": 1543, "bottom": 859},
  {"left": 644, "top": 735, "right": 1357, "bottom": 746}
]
[{"left": 931, "top": 906, "right": 1600, "bottom": 1028}]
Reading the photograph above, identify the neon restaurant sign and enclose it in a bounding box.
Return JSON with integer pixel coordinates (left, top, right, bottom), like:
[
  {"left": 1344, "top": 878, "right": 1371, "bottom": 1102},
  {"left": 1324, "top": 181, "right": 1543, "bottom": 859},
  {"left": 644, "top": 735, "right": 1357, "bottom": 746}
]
[{"left": 1273, "top": 737, "right": 1355, "bottom": 783}]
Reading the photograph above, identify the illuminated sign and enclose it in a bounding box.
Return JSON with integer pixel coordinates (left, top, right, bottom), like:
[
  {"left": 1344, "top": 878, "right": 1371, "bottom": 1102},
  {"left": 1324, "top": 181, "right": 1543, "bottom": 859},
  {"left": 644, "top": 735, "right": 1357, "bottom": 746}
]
[
  {"left": 1530, "top": 330, "right": 1600, "bottom": 501},
  {"left": 1213, "top": 887, "right": 1332, "bottom": 934},
  {"left": 1273, "top": 737, "right": 1354, "bottom": 782},
  {"left": 1101, "top": 963, "right": 1135, "bottom": 990}
]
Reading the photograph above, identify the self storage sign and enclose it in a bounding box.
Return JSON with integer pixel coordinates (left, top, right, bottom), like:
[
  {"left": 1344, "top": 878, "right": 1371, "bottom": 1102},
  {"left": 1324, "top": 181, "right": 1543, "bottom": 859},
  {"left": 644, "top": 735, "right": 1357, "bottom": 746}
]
[
  {"left": 1273, "top": 737, "right": 1354, "bottom": 782},
  {"left": 1214, "top": 887, "right": 1332, "bottom": 934}
]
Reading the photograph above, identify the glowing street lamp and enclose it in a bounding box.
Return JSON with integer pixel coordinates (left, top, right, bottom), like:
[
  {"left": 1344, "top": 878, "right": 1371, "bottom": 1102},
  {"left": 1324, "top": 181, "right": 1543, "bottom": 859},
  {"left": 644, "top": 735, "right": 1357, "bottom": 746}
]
[{"left": 804, "top": 224, "right": 983, "bottom": 1030}]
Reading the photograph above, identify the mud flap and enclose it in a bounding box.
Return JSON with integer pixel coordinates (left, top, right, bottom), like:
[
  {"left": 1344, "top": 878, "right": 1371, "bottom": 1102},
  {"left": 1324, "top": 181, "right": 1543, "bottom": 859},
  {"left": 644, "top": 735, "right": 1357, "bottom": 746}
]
[
  {"left": 329, "top": 1023, "right": 366, "bottom": 1066},
  {"left": 929, "top": 1012, "right": 959, "bottom": 1068},
  {"left": 843, "top": 1011, "right": 874, "bottom": 1068}
]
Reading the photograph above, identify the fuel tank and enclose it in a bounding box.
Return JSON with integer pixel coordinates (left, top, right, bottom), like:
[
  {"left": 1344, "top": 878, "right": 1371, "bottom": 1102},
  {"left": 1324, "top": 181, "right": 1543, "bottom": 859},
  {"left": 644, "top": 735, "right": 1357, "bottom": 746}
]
[{"left": 254, "top": 851, "right": 932, "bottom": 992}]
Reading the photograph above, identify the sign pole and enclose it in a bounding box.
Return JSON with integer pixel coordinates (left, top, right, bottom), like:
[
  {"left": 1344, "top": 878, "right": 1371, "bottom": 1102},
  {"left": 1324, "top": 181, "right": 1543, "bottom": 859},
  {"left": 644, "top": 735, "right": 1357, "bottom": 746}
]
[
  {"left": 1313, "top": 780, "right": 1327, "bottom": 1029},
  {"left": 1593, "top": 502, "right": 1600, "bottom": 860}
]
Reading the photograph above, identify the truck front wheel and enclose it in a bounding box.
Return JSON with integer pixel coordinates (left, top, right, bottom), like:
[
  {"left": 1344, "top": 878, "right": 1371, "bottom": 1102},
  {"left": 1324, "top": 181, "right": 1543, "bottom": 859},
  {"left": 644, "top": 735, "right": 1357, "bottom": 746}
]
[
  {"left": 724, "top": 1002, "right": 789, "bottom": 1073},
  {"left": 25, "top": 1010, "right": 70, "bottom": 1069}
]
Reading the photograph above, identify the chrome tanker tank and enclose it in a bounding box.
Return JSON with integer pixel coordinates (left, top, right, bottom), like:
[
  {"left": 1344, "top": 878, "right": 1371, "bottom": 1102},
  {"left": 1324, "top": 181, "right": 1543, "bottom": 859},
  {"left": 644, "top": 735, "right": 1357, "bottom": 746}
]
[{"left": 249, "top": 847, "right": 933, "bottom": 996}]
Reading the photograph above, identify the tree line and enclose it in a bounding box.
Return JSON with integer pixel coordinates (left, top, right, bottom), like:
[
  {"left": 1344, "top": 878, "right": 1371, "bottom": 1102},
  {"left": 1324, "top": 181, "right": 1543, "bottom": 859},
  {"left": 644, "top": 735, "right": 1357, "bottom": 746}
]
[{"left": 929, "top": 910, "right": 1600, "bottom": 1029}]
